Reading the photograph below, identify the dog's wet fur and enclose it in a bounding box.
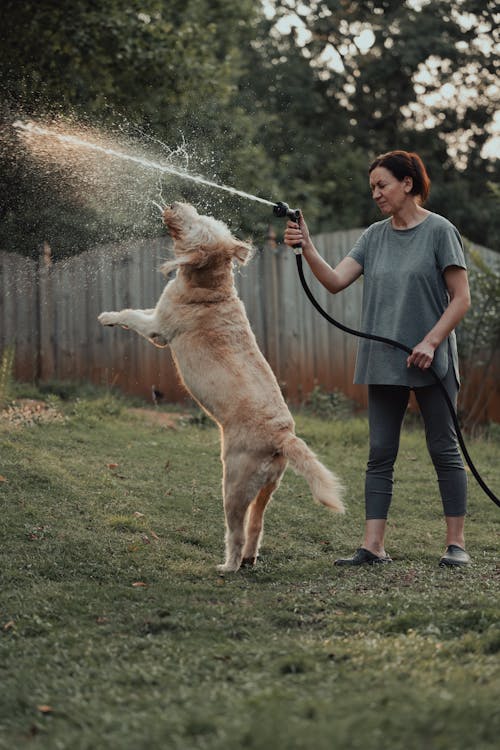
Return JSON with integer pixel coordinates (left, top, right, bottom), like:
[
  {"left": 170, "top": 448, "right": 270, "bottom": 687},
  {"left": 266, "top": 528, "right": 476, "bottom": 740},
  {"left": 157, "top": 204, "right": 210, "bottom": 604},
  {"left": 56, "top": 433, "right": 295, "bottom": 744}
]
[{"left": 99, "top": 202, "right": 344, "bottom": 571}]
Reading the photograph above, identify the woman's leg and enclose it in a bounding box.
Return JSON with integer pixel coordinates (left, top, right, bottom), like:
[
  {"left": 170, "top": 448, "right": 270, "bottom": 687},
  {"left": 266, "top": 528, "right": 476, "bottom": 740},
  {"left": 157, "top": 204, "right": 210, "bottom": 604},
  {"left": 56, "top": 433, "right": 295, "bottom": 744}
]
[
  {"left": 362, "top": 518, "right": 389, "bottom": 557},
  {"left": 414, "top": 367, "right": 468, "bottom": 555},
  {"left": 335, "top": 384, "right": 409, "bottom": 564},
  {"left": 365, "top": 382, "right": 410, "bottom": 512}
]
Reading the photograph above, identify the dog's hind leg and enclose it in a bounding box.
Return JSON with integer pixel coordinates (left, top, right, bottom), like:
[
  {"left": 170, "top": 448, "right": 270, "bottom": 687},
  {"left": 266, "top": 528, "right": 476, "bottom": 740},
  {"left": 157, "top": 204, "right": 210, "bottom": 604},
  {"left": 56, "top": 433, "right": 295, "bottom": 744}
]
[
  {"left": 218, "top": 491, "right": 253, "bottom": 573},
  {"left": 240, "top": 478, "right": 281, "bottom": 567},
  {"left": 217, "top": 458, "right": 265, "bottom": 573},
  {"left": 218, "top": 453, "right": 286, "bottom": 572}
]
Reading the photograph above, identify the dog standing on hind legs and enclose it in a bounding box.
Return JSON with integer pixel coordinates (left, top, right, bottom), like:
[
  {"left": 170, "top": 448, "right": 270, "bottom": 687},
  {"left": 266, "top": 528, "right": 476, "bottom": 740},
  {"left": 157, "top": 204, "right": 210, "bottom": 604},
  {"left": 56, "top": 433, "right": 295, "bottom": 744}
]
[{"left": 98, "top": 202, "right": 344, "bottom": 572}]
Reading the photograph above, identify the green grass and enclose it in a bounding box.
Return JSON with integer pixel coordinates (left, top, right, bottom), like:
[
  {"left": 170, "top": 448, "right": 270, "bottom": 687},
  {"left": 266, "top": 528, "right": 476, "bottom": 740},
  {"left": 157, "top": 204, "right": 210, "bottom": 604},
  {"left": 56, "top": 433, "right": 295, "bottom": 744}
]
[{"left": 0, "top": 394, "right": 499, "bottom": 750}]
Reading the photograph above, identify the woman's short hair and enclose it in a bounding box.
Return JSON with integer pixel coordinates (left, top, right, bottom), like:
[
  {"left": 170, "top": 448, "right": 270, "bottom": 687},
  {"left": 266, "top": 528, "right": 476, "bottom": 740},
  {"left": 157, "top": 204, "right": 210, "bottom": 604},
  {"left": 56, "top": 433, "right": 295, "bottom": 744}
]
[{"left": 369, "top": 150, "right": 431, "bottom": 204}]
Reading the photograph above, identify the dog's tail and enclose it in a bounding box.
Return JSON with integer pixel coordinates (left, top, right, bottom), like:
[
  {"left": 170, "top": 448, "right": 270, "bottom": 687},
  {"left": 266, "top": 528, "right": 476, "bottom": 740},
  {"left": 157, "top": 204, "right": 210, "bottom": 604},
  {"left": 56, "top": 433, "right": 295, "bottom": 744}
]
[{"left": 281, "top": 434, "right": 345, "bottom": 513}]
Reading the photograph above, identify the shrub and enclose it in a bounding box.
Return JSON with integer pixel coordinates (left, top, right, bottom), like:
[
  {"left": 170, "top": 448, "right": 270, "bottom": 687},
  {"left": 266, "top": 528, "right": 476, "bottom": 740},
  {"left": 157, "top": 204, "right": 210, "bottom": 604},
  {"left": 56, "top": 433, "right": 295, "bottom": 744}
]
[{"left": 303, "top": 383, "right": 355, "bottom": 420}]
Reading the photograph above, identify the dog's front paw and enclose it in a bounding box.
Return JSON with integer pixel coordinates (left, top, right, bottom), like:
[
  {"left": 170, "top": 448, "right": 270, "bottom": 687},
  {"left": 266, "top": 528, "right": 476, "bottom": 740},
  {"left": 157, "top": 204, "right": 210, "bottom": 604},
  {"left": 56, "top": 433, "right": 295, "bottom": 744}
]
[
  {"left": 216, "top": 562, "right": 240, "bottom": 573},
  {"left": 98, "top": 312, "right": 120, "bottom": 327}
]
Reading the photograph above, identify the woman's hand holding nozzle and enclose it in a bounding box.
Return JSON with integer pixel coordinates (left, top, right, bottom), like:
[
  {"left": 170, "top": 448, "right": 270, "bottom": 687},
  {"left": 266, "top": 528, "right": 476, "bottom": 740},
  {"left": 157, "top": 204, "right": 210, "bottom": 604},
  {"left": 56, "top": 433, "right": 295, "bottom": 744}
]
[
  {"left": 284, "top": 214, "right": 312, "bottom": 254},
  {"left": 284, "top": 220, "right": 302, "bottom": 248}
]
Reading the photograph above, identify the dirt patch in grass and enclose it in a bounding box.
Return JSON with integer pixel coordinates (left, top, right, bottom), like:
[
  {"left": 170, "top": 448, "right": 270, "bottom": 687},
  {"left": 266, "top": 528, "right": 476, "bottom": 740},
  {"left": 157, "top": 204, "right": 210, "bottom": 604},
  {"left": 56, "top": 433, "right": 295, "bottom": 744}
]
[
  {"left": 127, "top": 407, "right": 190, "bottom": 429},
  {"left": 0, "top": 399, "right": 65, "bottom": 427}
]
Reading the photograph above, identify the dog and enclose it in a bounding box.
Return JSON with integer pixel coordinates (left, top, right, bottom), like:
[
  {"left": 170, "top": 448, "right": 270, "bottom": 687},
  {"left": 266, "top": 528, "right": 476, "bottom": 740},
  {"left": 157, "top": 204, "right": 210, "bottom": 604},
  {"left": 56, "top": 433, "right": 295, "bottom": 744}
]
[{"left": 98, "top": 202, "right": 344, "bottom": 571}]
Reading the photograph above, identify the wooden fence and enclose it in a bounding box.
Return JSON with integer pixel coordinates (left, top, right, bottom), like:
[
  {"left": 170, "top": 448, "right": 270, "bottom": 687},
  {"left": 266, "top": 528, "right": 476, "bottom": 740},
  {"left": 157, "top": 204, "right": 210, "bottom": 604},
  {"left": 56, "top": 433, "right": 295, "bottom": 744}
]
[{"left": 1, "top": 229, "right": 499, "bottom": 419}]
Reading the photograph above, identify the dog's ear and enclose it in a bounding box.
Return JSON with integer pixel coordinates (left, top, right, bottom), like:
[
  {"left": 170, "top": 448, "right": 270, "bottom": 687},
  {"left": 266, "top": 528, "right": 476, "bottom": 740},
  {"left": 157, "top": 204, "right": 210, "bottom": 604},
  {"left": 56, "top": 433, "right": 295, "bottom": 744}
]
[
  {"left": 160, "top": 250, "right": 207, "bottom": 277},
  {"left": 160, "top": 259, "right": 179, "bottom": 277},
  {"left": 232, "top": 241, "right": 254, "bottom": 266}
]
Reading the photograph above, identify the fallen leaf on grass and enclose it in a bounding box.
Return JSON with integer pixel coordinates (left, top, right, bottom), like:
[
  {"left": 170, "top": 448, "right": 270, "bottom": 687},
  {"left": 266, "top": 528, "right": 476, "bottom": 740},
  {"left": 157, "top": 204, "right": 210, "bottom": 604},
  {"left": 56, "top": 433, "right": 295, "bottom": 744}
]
[
  {"left": 0, "top": 475, "right": 7, "bottom": 482},
  {"left": 107, "top": 463, "right": 126, "bottom": 479},
  {"left": 133, "top": 511, "right": 145, "bottom": 518},
  {"left": 37, "top": 705, "right": 54, "bottom": 715},
  {"left": 131, "top": 581, "right": 148, "bottom": 588},
  {"left": 3, "top": 620, "right": 16, "bottom": 631},
  {"left": 26, "top": 525, "right": 51, "bottom": 541},
  {"left": 403, "top": 569, "right": 418, "bottom": 585},
  {"left": 150, "top": 530, "right": 160, "bottom": 541}
]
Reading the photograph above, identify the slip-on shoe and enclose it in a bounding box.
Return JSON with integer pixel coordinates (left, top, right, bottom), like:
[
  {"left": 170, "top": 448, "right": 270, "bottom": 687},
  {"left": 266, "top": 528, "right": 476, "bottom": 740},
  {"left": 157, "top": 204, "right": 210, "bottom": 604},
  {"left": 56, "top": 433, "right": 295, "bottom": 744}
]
[
  {"left": 439, "top": 544, "right": 470, "bottom": 567},
  {"left": 334, "top": 547, "right": 393, "bottom": 566}
]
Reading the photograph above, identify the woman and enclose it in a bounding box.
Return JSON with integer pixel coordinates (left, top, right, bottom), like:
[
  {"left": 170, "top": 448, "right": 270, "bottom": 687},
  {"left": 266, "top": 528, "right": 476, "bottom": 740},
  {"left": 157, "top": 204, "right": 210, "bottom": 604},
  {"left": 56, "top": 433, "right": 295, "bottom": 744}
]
[{"left": 284, "top": 150, "right": 471, "bottom": 567}]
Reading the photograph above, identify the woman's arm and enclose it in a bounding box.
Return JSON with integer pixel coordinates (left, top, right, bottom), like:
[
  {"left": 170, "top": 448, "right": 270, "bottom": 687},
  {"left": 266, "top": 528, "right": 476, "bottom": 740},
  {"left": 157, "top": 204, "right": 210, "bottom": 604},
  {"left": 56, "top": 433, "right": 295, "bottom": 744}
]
[
  {"left": 284, "top": 217, "right": 363, "bottom": 294},
  {"left": 407, "top": 266, "right": 471, "bottom": 370}
]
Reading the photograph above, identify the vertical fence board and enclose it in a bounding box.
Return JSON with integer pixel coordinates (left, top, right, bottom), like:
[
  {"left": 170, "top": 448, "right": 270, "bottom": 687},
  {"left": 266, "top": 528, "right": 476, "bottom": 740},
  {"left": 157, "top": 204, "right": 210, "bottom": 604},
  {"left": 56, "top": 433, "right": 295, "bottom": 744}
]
[
  {"left": 38, "top": 245, "right": 56, "bottom": 381},
  {"left": 84, "top": 246, "right": 101, "bottom": 383},
  {"left": 1, "top": 254, "right": 38, "bottom": 380},
  {"left": 0, "top": 255, "right": 19, "bottom": 359}
]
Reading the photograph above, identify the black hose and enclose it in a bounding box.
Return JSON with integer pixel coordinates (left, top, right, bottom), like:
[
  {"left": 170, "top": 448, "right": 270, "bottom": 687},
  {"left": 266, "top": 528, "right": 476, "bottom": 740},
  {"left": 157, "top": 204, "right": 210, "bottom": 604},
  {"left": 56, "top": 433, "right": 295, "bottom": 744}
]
[{"left": 295, "top": 253, "right": 500, "bottom": 508}]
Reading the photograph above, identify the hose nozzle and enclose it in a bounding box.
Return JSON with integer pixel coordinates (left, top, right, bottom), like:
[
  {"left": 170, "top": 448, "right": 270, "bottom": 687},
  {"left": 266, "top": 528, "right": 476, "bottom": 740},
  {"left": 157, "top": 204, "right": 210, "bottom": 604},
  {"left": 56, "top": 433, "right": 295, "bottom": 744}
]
[
  {"left": 273, "top": 201, "right": 302, "bottom": 254},
  {"left": 273, "top": 201, "right": 301, "bottom": 222}
]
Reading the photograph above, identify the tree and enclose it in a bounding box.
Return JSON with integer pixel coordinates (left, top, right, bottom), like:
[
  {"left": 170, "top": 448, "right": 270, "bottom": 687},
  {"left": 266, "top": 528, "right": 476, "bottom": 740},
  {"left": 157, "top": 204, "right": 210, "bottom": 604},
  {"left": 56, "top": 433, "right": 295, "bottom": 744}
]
[
  {"left": 236, "top": 16, "right": 372, "bottom": 232},
  {"left": 0, "top": 0, "right": 498, "bottom": 256},
  {"left": 268, "top": 0, "right": 500, "bottom": 245},
  {"left": 0, "top": 0, "right": 260, "bottom": 127},
  {"left": 0, "top": 0, "right": 272, "bottom": 256}
]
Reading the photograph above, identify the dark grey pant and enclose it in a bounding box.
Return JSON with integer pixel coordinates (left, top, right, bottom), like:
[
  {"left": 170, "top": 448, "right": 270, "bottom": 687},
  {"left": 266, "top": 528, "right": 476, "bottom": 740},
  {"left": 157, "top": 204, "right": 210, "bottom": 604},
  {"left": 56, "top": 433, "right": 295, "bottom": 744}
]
[{"left": 365, "top": 367, "right": 467, "bottom": 519}]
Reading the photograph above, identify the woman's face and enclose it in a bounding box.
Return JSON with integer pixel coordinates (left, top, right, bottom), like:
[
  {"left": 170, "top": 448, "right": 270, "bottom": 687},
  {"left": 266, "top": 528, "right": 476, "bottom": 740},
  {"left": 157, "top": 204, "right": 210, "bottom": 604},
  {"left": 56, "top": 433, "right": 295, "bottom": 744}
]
[{"left": 369, "top": 166, "right": 413, "bottom": 215}]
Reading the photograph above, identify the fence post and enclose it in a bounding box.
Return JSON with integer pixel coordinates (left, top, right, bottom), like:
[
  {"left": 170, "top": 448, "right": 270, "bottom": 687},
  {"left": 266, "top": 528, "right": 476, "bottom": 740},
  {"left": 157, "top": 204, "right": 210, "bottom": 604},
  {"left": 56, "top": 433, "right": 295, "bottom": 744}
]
[{"left": 37, "top": 241, "right": 55, "bottom": 382}]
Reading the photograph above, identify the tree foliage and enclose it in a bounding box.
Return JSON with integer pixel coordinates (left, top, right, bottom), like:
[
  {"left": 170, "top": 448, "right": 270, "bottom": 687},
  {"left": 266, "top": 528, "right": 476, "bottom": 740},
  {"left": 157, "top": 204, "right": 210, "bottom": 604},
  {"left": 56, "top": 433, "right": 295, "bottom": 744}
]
[
  {"left": 0, "top": 0, "right": 271, "bottom": 254},
  {"left": 0, "top": 0, "right": 498, "bottom": 257},
  {"left": 269, "top": 0, "right": 500, "bottom": 242}
]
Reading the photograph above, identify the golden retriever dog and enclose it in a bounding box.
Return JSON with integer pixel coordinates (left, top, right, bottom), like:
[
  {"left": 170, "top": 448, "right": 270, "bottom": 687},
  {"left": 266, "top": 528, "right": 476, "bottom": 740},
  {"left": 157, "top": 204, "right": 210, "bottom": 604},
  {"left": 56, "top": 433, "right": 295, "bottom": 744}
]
[{"left": 98, "top": 202, "right": 344, "bottom": 572}]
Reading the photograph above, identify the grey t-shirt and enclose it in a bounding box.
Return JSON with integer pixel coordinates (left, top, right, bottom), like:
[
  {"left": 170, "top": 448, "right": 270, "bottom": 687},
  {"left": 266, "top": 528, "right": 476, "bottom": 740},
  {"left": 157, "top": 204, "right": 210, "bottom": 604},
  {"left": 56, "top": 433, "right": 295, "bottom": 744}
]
[{"left": 347, "top": 212, "right": 467, "bottom": 387}]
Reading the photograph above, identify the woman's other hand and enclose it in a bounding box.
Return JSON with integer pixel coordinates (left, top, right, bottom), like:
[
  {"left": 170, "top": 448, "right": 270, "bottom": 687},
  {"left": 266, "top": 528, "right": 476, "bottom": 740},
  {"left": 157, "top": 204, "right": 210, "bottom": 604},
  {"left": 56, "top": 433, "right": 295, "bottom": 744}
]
[{"left": 407, "top": 340, "right": 435, "bottom": 370}]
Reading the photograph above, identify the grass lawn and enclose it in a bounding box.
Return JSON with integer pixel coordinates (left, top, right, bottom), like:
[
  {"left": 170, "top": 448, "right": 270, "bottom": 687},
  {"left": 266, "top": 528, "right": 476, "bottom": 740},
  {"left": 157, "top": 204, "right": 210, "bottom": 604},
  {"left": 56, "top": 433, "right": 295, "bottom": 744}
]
[{"left": 0, "top": 392, "right": 499, "bottom": 750}]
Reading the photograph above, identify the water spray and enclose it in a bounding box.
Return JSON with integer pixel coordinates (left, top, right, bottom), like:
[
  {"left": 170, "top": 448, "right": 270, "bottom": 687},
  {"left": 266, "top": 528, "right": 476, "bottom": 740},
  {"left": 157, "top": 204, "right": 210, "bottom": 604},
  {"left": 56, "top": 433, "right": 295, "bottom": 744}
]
[
  {"left": 13, "top": 120, "right": 276, "bottom": 209},
  {"left": 151, "top": 200, "right": 164, "bottom": 215},
  {"left": 13, "top": 120, "right": 295, "bottom": 222}
]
